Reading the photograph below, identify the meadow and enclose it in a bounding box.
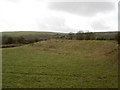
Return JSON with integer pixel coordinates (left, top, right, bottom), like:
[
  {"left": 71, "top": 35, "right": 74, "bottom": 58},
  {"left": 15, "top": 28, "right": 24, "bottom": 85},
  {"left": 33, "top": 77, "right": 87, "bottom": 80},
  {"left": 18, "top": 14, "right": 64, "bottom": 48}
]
[{"left": 2, "top": 39, "right": 118, "bottom": 88}]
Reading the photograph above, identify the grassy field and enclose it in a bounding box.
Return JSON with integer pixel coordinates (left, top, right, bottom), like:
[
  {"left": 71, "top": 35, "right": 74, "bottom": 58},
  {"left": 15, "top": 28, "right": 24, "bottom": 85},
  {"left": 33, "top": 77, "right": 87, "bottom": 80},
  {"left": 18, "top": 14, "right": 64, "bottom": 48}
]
[
  {"left": 1, "top": 31, "right": 65, "bottom": 37},
  {"left": 2, "top": 31, "right": 59, "bottom": 34},
  {"left": 2, "top": 39, "right": 118, "bottom": 88}
]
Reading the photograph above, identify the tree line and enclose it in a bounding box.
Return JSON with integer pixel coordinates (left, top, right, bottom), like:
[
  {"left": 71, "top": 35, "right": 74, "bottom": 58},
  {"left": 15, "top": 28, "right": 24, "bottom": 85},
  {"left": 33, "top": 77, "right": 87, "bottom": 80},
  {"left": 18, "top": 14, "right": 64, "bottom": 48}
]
[
  {"left": 2, "top": 31, "right": 119, "bottom": 45},
  {"left": 55, "top": 31, "right": 119, "bottom": 41},
  {"left": 2, "top": 35, "right": 43, "bottom": 44}
]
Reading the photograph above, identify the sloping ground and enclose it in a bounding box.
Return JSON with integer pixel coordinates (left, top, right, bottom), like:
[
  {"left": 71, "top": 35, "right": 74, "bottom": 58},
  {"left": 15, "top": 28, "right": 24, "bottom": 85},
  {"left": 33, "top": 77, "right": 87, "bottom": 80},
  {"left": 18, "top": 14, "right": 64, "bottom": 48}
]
[
  {"left": 2, "top": 40, "right": 118, "bottom": 88},
  {"left": 2, "top": 31, "right": 59, "bottom": 41},
  {"left": 30, "top": 39, "right": 118, "bottom": 62}
]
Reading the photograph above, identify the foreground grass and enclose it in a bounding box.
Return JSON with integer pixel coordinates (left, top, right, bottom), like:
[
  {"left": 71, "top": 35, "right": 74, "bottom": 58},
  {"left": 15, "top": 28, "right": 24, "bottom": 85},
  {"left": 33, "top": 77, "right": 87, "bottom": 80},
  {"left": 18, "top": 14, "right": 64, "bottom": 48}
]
[{"left": 2, "top": 40, "right": 118, "bottom": 88}]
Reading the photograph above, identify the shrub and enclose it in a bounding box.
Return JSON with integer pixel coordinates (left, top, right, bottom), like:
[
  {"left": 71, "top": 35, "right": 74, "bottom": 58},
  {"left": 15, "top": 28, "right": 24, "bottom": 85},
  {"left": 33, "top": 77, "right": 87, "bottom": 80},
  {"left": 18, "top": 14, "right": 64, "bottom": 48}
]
[
  {"left": 67, "top": 32, "right": 74, "bottom": 40},
  {"left": 76, "top": 31, "right": 84, "bottom": 40},
  {"left": 2, "top": 36, "right": 14, "bottom": 44},
  {"left": 16, "top": 36, "right": 26, "bottom": 44}
]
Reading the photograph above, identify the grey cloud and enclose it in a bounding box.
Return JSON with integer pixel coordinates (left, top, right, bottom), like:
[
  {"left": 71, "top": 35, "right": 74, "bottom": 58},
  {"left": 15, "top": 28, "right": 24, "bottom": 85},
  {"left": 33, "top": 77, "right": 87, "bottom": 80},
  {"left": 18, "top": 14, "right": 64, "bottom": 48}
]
[
  {"left": 91, "top": 21, "right": 110, "bottom": 30},
  {"left": 38, "top": 16, "right": 65, "bottom": 29},
  {"left": 37, "top": 16, "right": 74, "bottom": 33},
  {"left": 5, "top": 0, "right": 20, "bottom": 3},
  {"left": 118, "top": 1, "right": 120, "bottom": 30},
  {"left": 49, "top": 2, "right": 115, "bottom": 16}
]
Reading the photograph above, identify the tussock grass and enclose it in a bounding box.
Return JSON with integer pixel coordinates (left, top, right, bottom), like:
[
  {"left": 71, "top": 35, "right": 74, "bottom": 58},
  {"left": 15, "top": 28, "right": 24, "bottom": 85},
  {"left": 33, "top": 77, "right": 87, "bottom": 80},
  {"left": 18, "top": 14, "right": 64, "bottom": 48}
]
[{"left": 31, "top": 39, "right": 118, "bottom": 61}]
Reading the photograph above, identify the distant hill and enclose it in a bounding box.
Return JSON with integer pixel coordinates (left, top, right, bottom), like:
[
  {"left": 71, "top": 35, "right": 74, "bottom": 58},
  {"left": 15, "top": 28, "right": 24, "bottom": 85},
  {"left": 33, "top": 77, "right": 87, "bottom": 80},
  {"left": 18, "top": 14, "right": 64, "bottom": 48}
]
[
  {"left": 0, "top": 31, "right": 118, "bottom": 44},
  {"left": 0, "top": 31, "right": 65, "bottom": 44}
]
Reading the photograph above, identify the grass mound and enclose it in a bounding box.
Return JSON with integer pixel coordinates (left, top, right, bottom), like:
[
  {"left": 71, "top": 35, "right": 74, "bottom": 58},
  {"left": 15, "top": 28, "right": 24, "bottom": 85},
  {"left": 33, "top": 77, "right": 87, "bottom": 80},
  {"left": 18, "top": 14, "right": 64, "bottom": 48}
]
[{"left": 30, "top": 39, "right": 118, "bottom": 61}]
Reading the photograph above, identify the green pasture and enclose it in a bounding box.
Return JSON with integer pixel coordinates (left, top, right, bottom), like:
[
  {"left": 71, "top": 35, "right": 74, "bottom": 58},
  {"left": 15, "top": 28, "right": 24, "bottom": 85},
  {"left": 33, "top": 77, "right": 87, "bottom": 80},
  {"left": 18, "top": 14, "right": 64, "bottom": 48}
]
[{"left": 2, "top": 40, "right": 118, "bottom": 88}]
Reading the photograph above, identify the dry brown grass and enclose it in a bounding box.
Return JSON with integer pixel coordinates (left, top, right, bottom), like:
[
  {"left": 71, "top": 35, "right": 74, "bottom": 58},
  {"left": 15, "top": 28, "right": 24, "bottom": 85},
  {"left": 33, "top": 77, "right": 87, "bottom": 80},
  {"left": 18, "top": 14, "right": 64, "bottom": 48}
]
[{"left": 27, "top": 39, "right": 118, "bottom": 62}]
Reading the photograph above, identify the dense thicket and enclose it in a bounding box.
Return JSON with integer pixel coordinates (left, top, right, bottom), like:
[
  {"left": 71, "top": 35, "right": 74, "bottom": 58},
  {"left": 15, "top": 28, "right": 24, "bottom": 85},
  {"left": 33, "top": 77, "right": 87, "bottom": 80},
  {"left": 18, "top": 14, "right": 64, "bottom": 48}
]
[{"left": 2, "top": 36, "right": 43, "bottom": 44}]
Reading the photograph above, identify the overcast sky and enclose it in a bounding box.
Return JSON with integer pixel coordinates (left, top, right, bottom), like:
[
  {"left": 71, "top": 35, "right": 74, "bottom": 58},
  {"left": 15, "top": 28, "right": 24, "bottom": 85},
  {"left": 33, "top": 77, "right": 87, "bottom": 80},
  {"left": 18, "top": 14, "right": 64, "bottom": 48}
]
[{"left": 0, "top": 0, "right": 119, "bottom": 33}]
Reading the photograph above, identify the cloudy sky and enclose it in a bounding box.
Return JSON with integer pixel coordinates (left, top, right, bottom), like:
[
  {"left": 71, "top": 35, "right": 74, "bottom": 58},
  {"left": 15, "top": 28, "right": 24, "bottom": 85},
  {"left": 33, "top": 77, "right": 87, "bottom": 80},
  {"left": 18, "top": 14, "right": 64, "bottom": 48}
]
[{"left": 0, "top": 0, "right": 119, "bottom": 33}]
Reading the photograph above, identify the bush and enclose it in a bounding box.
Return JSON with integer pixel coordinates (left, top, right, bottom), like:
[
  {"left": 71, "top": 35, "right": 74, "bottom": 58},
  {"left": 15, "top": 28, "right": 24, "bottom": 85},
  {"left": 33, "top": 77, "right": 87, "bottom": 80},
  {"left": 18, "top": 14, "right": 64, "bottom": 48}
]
[
  {"left": 16, "top": 36, "right": 26, "bottom": 44},
  {"left": 76, "top": 31, "right": 84, "bottom": 40},
  {"left": 2, "top": 36, "right": 14, "bottom": 44},
  {"left": 116, "top": 32, "right": 120, "bottom": 44},
  {"left": 67, "top": 32, "right": 74, "bottom": 40}
]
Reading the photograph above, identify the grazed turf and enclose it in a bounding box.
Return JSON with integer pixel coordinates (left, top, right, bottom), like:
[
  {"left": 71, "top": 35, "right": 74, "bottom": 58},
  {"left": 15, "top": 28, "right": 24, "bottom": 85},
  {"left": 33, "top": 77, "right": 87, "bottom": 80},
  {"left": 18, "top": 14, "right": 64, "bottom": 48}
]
[{"left": 2, "top": 40, "right": 118, "bottom": 88}]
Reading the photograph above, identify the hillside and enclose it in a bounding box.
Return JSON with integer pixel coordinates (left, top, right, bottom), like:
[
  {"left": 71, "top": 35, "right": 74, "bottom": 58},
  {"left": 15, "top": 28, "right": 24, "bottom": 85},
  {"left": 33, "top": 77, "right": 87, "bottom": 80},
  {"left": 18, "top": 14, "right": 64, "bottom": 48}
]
[
  {"left": 0, "top": 31, "right": 65, "bottom": 44},
  {"left": 2, "top": 40, "right": 118, "bottom": 88},
  {"left": 29, "top": 39, "right": 118, "bottom": 61},
  {"left": 1, "top": 31, "right": 57, "bottom": 40},
  {"left": 1, "top": 31, "right": 118, "bottom": 45}
]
